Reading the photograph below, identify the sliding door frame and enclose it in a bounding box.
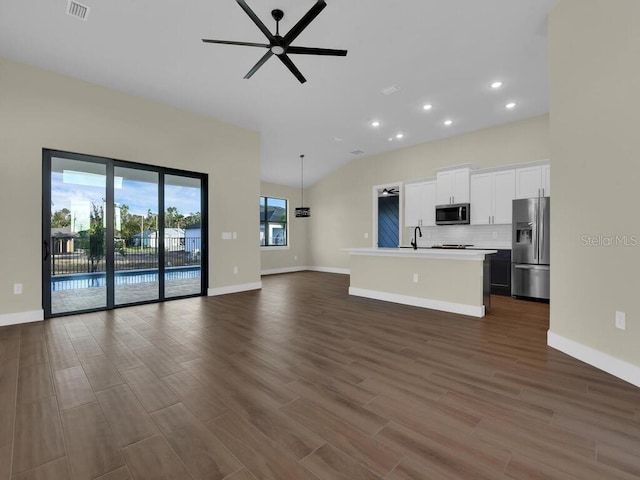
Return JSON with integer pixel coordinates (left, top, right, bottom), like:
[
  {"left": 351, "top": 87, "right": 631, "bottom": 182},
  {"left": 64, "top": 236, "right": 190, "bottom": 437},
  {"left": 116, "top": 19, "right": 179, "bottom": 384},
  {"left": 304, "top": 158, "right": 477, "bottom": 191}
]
[{"left": 42, "top": 149, "right": 208, "bottom": 318}]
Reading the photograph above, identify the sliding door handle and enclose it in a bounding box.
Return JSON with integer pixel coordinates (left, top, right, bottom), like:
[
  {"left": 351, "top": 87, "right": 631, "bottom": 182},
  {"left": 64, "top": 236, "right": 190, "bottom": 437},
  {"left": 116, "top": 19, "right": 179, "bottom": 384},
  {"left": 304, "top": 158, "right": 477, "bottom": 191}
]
[{"left": 43, "top": 240, "right": 50, "bottom": 261}]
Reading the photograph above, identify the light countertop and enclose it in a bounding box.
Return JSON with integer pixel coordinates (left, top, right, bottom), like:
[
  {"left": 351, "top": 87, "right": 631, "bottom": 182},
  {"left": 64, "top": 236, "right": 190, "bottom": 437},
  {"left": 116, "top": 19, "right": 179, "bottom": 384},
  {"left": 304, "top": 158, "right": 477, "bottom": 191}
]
[{"left": 345, "top": 247, "right": 497, "bottom": 261}]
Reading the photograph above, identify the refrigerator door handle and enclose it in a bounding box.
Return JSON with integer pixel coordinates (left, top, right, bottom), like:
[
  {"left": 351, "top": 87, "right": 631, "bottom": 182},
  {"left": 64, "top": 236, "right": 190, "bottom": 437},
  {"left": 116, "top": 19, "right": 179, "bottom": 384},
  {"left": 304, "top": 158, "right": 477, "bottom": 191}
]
[
  {"left": 540, "top": 202, "right": 545, "bottom": 259},
  {"left": 533, "top": 202, "right": 538, "bottom": 261}
]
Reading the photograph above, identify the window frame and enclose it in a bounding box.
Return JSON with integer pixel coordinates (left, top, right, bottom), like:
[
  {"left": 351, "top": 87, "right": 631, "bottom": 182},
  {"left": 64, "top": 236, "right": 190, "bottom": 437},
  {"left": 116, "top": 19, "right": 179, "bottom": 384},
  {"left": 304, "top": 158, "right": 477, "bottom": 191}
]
[{"left": 260, "top": 196, "right": 289, "bottom": 248}]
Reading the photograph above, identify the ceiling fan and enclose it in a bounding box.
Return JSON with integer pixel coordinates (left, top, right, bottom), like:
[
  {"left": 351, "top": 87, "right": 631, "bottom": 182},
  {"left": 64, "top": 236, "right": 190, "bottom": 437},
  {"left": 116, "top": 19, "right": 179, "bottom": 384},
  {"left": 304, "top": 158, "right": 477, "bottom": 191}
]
[
  {"left": 380, "top": 187, "right": 399, "bottom": 196},
  {"left": 202, "top": 0, "right": 347, "bottom": 84}
]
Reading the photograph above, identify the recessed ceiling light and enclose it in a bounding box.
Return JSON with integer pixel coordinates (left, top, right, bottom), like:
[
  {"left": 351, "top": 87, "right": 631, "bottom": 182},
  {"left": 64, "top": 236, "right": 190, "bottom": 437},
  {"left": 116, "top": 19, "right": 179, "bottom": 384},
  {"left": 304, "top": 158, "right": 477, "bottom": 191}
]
[
  {"left": 396, "top": 133, "right": 404, "bottom": 139},
  {"left": 444, "top": 120, "right": 453, "bottom": 126},
  {"left": 333, "top": 136, "right": 343, "bottom": 142},
  {"left": 422, "top": 104, "right": 433, "bottom": 111},
  {"left": 371, "top": 121, "right": 380, "bottom": 127},
  {"left": 490, "top": 81, "right": 503, "bottom": 89},
  {"left": 505, "top": 102, "right": 516, "bottom": 110},
  {"left": 388, "top": 137, "right": 393, "bottom": 142}
]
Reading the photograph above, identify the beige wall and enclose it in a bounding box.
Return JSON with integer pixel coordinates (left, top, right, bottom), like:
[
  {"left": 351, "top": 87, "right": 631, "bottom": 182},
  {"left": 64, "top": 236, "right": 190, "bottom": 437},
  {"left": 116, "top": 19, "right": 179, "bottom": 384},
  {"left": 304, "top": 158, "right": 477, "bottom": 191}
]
[
  {"left": 350, "top": 255, "right": 484, "bottom": 307},
  {"left": 307, "top": 115, "right": 550, "bottom": 269},
  {"left": 0, "top": 58, "right": 261, "bottom": 318},
  {"left": 260, "top": 182, "right": 308, "bottom": 272},
  {"left": 549, "top": 1, "right": 640, "bottom": 366}
]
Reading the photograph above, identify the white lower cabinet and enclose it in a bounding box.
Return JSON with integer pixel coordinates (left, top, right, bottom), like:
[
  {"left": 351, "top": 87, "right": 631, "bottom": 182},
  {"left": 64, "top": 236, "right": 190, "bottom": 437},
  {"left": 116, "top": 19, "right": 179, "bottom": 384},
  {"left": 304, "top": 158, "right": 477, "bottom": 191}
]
[
  {"left": 404, "top": 180, "right": 436, "bottom": 227},
  {"left": 470, "top": 169, "right": 515, "bottom": 225}
]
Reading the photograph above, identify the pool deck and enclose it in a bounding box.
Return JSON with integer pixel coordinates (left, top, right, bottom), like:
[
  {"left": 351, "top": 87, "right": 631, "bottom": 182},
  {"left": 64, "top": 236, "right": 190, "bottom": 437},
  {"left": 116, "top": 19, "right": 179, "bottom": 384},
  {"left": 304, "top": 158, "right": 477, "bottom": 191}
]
[{"left": 51, "top": 277, "right": 202, "bottom": 314}]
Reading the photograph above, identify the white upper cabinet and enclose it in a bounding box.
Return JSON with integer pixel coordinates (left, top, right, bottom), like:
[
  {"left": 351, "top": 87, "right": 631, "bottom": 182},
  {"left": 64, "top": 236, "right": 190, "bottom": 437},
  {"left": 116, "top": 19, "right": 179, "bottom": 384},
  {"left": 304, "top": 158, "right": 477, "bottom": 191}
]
[
  {"left": 470, "top": 173, "right": 492, "bottom": 225},
  {"left": 404, "top": 180, "right": 436, "bottom": 227},
  {"left": 493, "top": 169, "right": 516, "bottom": 223},
  {"left": 404, "top": 183, "right": 423, "bottom": 227},
  {"left": 470, "top": 169, "right": 515, "bottom": 225},
  {"left": 542, "top": 163, "right": 551, "bottom": 197},
  {"left": 515, "top": 162, "right": 550, "bottom": 199},
  {"left": 436, "top": 168, "right": 470, "bottom": 205}
]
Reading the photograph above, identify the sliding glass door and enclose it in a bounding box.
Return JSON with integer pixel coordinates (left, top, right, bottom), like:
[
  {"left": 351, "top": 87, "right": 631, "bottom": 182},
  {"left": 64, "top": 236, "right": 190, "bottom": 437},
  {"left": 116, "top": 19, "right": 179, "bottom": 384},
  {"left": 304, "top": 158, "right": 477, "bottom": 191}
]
[
  {"left": 113, "top": 166, "right": 160, "bottom": 306},
  {"left": 43, "top": 150, "right": 207, "bottom": 318},
  {"left": 46, "top": 156, "right": 108, "bottom": 315}
]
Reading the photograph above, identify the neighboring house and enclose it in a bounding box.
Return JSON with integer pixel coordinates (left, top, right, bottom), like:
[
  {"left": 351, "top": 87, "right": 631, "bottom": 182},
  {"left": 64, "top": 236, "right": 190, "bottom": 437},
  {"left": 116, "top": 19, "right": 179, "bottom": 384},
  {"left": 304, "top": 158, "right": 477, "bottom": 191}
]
[
  {"left": 132, "top": 228, "right": 185, "bottom": 250},
  {"left": 51, "top": 227, "right": 79, "bottom": 254},
  {"left": 185, "top": 222, "right": 201, "bottom": 255},
  {"left": 259, "top": 205, "right": 286, "bottom": 246}
]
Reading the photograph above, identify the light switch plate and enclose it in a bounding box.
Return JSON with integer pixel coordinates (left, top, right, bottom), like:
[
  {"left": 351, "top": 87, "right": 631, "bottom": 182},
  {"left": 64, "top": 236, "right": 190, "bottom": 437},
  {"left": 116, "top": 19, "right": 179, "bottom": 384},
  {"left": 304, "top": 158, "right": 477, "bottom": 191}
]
[{"left": 615, "top": 311, "right": 626, "bottom": 330}]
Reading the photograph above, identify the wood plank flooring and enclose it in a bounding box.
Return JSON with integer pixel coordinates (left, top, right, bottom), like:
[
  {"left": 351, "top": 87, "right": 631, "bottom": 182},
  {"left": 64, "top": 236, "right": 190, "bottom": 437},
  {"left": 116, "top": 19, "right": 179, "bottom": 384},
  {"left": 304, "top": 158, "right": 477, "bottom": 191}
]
[{"left": 1, "top": 271, "right": 639, "bottom": 479}]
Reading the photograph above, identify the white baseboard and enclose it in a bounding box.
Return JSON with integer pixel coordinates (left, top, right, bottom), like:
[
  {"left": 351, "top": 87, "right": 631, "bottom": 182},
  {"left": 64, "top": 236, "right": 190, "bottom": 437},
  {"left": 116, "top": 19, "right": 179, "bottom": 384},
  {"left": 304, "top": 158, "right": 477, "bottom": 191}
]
[
  {"left": 207, "top": 282, "right": 262, "bottom": 297},
  {"left": 261, "top": 266, "right": 309, "bottom": 276},
  {"left": 0, "top": 309, "right": 44, "bottom": 327},
  {"left": 308, "top": 266, "right": 350, "bottom": 275},
  {"left": 547, "top": 331, "right": 640, "bottom": 388},
  {"left": 348, "top": 287, "right": 485, "bottom": 318}
]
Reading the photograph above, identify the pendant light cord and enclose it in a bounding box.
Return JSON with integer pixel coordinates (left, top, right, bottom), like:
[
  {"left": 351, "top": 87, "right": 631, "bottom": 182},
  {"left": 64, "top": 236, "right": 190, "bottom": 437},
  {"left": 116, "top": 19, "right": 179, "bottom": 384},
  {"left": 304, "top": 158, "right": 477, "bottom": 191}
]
[{"left": 300, "top": 154, "right": 305, "bottom": 208}]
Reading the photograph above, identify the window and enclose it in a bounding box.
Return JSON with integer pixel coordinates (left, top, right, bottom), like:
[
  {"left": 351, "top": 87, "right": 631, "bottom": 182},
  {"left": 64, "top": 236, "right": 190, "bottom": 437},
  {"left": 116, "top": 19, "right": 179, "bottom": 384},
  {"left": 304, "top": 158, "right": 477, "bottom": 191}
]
[{"left": 260, "top": 196, "right": 288, "bottom": 247}]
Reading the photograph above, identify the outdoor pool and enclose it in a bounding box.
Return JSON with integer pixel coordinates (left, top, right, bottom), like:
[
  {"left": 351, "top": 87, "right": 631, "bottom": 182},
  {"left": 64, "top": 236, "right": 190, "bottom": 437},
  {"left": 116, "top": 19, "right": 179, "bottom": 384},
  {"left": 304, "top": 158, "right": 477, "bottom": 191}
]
[{"left": 51, "top": 266, "right": 201, "bottom": 291}]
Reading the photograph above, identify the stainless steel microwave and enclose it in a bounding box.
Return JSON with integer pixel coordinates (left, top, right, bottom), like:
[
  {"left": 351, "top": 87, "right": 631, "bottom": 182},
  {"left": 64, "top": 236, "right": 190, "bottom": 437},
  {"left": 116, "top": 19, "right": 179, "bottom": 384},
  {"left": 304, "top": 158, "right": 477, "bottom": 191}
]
[{"left": 435, "top": 203, "right": 470, "bottom": 225}]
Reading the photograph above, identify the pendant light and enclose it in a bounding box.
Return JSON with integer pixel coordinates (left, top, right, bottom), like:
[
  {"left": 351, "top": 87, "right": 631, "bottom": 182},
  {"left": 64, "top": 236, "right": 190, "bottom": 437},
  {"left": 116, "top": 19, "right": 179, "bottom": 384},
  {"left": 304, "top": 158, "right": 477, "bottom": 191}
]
[{"left": 294, "top": 154, "right": 311, "bottom": 218}]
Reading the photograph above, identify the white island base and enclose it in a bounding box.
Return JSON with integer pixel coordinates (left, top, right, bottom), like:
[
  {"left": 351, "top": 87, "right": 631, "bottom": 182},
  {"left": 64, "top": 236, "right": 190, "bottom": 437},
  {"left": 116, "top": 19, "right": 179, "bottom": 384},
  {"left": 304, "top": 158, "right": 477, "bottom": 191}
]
[{"left": 347, "top": 248, "right": 496, "bottom": 318}]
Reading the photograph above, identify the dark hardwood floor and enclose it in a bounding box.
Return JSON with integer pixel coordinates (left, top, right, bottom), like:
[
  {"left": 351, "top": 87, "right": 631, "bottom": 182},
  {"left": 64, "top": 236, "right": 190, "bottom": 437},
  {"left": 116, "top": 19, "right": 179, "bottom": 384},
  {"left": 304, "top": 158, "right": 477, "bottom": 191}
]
[{"left": 1, "top": 271, "right": 639, "bottom": 479}]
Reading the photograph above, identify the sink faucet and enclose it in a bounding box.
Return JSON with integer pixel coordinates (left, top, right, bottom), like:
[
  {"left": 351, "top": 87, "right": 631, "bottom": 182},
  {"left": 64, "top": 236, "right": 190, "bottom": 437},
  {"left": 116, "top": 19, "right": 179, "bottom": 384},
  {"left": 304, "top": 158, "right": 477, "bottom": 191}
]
[{"left": 411, "top": 226, "right": 422, "bottom": 250}]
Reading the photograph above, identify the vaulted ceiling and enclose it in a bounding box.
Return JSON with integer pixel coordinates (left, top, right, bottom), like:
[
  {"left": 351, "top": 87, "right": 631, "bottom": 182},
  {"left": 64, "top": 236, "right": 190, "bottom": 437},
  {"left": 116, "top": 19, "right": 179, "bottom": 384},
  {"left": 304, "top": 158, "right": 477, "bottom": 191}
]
[{"left": 0, "top": 0, "right": 558, "bottom": 186}]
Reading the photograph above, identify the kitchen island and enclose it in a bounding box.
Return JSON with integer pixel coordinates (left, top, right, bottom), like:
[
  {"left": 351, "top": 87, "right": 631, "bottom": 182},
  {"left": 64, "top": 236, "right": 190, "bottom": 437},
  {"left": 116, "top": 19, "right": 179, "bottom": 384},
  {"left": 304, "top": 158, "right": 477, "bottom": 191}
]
[{"left": 346, "top": 247, "right": 496, "bottom": 317}]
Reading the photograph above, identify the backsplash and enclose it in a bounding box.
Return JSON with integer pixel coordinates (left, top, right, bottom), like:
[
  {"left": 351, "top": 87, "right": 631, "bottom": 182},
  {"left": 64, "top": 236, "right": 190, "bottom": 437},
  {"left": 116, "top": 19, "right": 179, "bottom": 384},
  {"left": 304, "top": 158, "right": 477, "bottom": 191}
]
[{"left": 404, "top": 224, "right": 512, "bottom": 248}]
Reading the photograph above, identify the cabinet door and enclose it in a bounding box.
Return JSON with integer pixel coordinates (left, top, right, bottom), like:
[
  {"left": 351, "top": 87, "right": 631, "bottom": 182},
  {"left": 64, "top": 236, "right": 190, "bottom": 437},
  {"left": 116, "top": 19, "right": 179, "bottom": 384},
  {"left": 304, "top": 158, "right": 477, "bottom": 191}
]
[
  {"left": 436, "top": 171, "right": 454, "bottom": 205},
  {"left": 452, "top": 168, "right": 470, "bottom": 203},
  {"left": 470, "top": 173, "right": 492, "bottom": 225},
  {"left": 515, "top": 165, "right": 542, "bottom": 199},
  {"left": 541, "top": 164, "right": 551, "bottom": 197},
  {"left": 493, "top": 169, "right": 516, "bottom": 224},
  {"left": 404, "top": 183, "right": 422, "bottom": 227},
  {"left": 421, "top": 181, "right": 437, "bottom": 226}
]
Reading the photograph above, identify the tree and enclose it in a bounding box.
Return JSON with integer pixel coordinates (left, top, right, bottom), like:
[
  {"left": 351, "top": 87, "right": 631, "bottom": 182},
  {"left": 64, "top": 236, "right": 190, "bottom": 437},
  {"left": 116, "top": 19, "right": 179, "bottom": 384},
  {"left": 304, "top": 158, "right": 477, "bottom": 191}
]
[
  {"left": 165, "top": 206, "right": 184, "bottom": 228},
  {"left": 183, "top": 212, "right": 201, "bottom": 227},
  {"left": 51, "top": 208, "right": 71, "bottom": 228},
  {"left": 88, "top": 202, "right": 105, "bottom": 273}
]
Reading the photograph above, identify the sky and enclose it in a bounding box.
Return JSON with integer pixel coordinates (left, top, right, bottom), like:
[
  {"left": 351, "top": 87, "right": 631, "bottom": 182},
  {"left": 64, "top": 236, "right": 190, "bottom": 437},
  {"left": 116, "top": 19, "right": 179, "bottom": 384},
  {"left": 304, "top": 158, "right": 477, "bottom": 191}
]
[{"left": 51, "top": 171, "right": 201, "bottom": 231}]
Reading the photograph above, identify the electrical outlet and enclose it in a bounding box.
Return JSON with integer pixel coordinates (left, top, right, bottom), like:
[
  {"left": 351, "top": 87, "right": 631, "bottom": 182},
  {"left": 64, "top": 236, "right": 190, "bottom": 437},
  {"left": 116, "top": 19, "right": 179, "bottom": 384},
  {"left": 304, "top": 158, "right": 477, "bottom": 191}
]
[
  {"left": 294, "top": 255, "right": 298, "bottom": 261},
  {"left": 233, "top": 266, "right": 238, "bottom": 274},
  {"left": 13, "top": 283, "right": 23, "bottom": 295},
  {"left": 412, "top": 273, "right": 419, "bottom": 283},
  {"left": 492, "top": 231, "right": 498, "bottom": 239},
  {"left": 615, "top": 311, "right": 626, "bottom": 330},
  {"left": 364, "top": 232, "right": 369, "bottom": 239}
]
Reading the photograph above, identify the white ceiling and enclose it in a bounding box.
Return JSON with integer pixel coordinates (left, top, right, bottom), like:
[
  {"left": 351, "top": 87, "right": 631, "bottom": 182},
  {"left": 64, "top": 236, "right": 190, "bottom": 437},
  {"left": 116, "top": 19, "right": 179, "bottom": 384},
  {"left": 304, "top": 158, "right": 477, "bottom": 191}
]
[{"left": 0, "top": 0, "right": 558, "bottom": 187}]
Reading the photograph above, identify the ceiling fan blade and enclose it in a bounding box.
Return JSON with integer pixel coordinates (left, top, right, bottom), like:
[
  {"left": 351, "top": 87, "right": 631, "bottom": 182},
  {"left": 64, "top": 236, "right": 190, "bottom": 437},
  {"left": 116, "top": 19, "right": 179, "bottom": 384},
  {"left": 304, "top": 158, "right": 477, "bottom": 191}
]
[
  {"left": 244, "top": 51, "right": 274, "bottom": 79},
  {"left": 286, "top": 46, "right": 347, "bottom": 56},
  {"left": 236, "top": 0, "right": 276, "bottom": 41},
  {"left": 278, "top": 54, "right": 307, "bottom": 84},
  {"left": 283, "top": 0, "right": 327, "bottom": 45},
  {"left": 202, "top": 39, "right": 270, "bottom": 48}
]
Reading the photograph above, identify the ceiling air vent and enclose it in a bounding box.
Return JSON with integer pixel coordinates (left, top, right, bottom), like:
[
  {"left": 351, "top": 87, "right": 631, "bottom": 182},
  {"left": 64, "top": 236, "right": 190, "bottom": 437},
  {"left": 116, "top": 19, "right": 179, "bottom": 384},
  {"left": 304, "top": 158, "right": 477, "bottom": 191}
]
[
  {"left": 350, "top": 150, "right": 365, "bottom": 155},
  {"left": 381, "top": 84, "right": 400, "bottom": 96},
  {"left": 67, "top": 0, "right": 90, "bottom": 20}
]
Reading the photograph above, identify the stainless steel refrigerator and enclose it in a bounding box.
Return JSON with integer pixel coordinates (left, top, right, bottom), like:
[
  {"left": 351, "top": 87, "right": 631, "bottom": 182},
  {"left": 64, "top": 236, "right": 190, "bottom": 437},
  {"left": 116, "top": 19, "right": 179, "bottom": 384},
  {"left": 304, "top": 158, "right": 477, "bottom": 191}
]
[{"left": 512, "top": 197, "right": 550, "bottom": 300}]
